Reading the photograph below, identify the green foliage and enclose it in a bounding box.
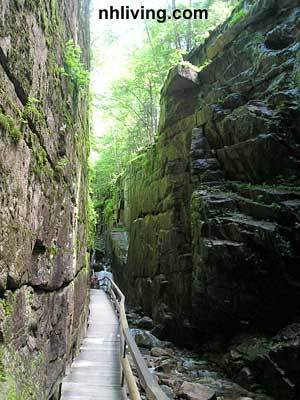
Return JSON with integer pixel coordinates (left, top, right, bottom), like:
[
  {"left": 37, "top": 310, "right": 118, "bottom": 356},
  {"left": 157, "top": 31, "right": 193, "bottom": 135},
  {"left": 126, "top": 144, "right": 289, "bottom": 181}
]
[
  {"left": 104, "top": 199, "right": 115, "bottom": 221},
  {"left": 50, "top": 0, "right": 57, "bottom": 19},
  {"left": 39, "top": 7, "right": 48, "bottom": 31},
  {"left": 48, "top": 246, "right": 58, "bottom": 258},
  {"left": 57, "top": 157, "right": 69, "bottom": 168},
  {"left": 36, "top": 148, "right": 47, "bottom": 169},
  {"left": 26, "top": 291, "right": 34, "bottom": 302},
  {"left": 3, "top": 379, "right": 18, "bottom": 400},
  {"left": 55, "top": 156, "right": 69, "bottom": 176},
  {"left": 143, "top": 157, "right": 150, "bottom": 169},
  {"left": 198, "top": 59, "right": 213, "bottom": 72},
  {"left": 61, "top": 40, "right": 90, "bottom": 89},
  {"left": 230, "top": 0, "right": 244, "bottom": 10},
  {"left": 0, "top": 299, "right": 13, "bottom": 317},
  {"left": 252, "top": 33, "right": 264, "bottom": 43},
  {"left": 0, "top": 111, "right": 23, "bottom": 142},
  {"left": 91, "top": 0, "right": 235, "bottom": 204},
  {"left": 0, "top": 350, "right": 44, "bottom": 400},
  {"left": 179, "top": 60, "right": 201, "bottom": 72},
  {"left": 270, "top": 202, "right": 281, "bottom": 209},
  {"left": 23, "top": 97, "right": 40, "bottom": 115},
  {"left": 22, "top": 97, "right": 45, "bottom": 128},
  {"left": 0, "top": 112, "right": 11, "bottom": 130},
  {"left": 228, "top": 9, "right": 248, "bottom": 26},
  {"left": 88, "top": 194, "right": 97, "bottom": 248}
]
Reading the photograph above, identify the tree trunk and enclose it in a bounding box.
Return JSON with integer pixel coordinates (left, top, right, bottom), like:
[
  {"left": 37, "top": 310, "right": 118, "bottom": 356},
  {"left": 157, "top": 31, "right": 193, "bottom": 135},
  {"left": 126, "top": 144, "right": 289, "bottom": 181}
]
[
  {"left": 186, "top": 0, "right": 193, "bottom": 51},
  {"left": 168, "top": 0, "right": 182, "bottom": 50}
]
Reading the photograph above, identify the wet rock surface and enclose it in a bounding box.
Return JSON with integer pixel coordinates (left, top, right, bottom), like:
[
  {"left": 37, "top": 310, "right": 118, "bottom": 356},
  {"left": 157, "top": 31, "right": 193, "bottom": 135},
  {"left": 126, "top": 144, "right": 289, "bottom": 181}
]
[
  {"left": 131, "top": 328, "right": 172, "bottom": 349},
  {"left": 128, "top": 310, "right": 273, "bottom": 400},
  {"left": 224, "top": 323, "right": 300, "bottom": 400},
  {"left": 178, "top": 382, "right": 216, "bottom": 400}
]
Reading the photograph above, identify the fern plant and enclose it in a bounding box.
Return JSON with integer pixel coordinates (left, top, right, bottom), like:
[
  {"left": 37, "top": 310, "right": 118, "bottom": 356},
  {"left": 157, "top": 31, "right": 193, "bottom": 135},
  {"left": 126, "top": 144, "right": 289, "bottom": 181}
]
[{"left": 61, "top": 39, "right": 90, "bottom": 90}]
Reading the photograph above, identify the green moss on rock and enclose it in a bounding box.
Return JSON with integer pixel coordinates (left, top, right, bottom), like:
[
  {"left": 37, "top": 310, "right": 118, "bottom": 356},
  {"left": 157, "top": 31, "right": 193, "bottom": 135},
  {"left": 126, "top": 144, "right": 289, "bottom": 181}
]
[
  {"left": 0, "top": 112, "right": 23, "bottom": 143},
  {"left": 228, "top": 9, "right": 248, "bottom": 26},
  {"left": 0, "top": 299, "right": 13, "bottom": 317}
]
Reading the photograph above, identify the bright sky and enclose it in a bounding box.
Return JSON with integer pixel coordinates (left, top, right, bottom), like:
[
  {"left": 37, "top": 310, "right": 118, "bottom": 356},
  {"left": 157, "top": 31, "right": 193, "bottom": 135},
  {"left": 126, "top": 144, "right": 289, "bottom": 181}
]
[{"left": 90, "top": 0, "right": 172, "bottom": 93}]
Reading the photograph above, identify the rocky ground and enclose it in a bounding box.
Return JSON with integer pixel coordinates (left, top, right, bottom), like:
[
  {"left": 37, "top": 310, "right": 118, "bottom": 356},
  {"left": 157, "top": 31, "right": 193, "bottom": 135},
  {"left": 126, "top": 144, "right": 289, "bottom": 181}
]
[{"left": 127, "top": 310, "right": 274, "bottom": 400}]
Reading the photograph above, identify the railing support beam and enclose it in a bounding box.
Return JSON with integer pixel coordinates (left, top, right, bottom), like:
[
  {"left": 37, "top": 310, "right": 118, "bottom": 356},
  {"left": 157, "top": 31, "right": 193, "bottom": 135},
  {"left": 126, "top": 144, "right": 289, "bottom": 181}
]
[{"left": 99, "top": 277, "right": 170, "bottom": 400}]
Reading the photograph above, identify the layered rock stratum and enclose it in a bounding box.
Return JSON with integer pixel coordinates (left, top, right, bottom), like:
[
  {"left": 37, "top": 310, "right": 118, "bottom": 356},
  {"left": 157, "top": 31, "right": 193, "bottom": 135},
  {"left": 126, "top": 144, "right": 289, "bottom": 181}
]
[{"left": 105, "top": 0, "right": 300, "bottom": 397}]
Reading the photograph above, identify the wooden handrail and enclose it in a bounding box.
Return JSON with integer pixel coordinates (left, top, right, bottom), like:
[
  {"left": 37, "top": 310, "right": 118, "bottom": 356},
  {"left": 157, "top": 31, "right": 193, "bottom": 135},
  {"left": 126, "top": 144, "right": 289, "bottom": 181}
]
[{"left": 99, "top": 277, "right": 170, "bottom": 400}]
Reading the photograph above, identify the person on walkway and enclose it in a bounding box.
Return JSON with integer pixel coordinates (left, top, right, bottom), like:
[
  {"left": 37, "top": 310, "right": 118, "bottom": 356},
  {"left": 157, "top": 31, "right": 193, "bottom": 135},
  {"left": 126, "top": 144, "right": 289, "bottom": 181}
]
[
  {"left": 98, "top": 266, "right": 113, "bottom": 290},
  {"left": 90, "top": 273, "right": 98, "bottom": 289}
]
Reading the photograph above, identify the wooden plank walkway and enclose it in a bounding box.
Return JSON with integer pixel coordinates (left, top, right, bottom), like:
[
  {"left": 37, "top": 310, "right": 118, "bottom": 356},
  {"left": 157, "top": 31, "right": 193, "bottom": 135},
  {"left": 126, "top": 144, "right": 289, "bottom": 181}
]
[{"left": 61, "top": 289, "right": 125, "bottom": 400}]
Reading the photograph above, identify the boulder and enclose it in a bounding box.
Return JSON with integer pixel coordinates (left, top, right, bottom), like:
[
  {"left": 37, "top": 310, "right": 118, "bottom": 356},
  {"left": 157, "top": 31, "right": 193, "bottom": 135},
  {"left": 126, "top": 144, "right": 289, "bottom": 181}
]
[
  {"left": 154, "top": 359, "right": 178, "bottom": 373},
  {"left": 160, "top": 384, "right": 175, "bottom": 398},
  {"left": 226, "top": 324, "right": 300, "bottom": 399},
  {"left": 137, "top": 316, "right": 155, "bottom": 330},
  {"left": 265, "top": 23, "right": 294, "bottom": 50},
  {"left": 151, "top": 347, "right": 174, "bottom": 357},
  {"left": 178, "top": 382, "right": 217, "bottom": 400},
  {"left": 131, "top": 329, "right": 171, "bottom": 349},
  {"left": 162, "top": 64, "right": 199, "bottom": 96}
]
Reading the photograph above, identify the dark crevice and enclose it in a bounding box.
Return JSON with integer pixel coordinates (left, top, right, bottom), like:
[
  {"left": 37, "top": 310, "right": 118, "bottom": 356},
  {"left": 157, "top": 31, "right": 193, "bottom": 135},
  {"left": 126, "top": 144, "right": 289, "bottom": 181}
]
[
  {"left": 10, "top": 266, "right": 86, "bottom": 295},
  {"left": 6, "top": 275, "right": 18, "bottom": 290},
  {"left": 32, "top": 239, "right": 46, "bottom": 256},
  {"left": 0, "top": 48, "right": 28, "bottom": 106}
]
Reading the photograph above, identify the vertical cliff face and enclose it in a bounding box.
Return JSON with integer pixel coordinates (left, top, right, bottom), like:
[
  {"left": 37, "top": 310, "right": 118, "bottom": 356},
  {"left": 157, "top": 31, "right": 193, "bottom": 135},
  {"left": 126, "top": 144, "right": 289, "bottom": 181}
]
[
  {"left": 107, "top": 0, "right": 300, "bottom": 363},
  {"left": 0, "top": 1, "right": 90, "bottom": 398}
]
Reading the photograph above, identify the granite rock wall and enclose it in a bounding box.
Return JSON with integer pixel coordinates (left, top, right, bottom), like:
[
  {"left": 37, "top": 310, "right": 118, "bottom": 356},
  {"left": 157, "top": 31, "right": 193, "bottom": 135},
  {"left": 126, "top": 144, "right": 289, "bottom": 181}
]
[
  {"left": 106, "top": 0, "right": 300, "bottom": 397},
  {"left": 110, "top": 0, "right": 300, "bottom": 339},
  {"left": 0, "top": 1, "right": 90, "bottom": 398}
]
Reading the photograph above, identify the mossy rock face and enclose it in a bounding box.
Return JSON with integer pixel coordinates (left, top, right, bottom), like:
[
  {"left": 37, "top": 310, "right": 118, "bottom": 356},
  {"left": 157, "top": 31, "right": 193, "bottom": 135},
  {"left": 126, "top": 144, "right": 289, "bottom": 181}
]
[
  {"left": 0, "top": 272, "right": 89, "bottom": 399},
  {"left": 105, "top": 3, "right": 300, "bottom": 389},
  {"left": 0, "top": 112, "right": 23, "bottom": 142},
  {"left": 0, "top": 0, "right": 90, "bottom": 398}
]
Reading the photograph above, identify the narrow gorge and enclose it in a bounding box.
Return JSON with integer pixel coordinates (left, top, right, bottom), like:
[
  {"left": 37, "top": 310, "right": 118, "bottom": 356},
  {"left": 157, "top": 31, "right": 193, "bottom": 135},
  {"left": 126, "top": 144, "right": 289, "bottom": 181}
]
[{"left": 0, "top": 0, "right": 300, "bottom": 399}]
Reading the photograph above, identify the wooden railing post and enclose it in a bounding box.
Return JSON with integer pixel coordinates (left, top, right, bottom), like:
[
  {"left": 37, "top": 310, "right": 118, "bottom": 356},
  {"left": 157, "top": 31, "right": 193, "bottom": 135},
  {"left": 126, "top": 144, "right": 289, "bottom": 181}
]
[{"left": 99, "top": 277, "right": 170, "bottom": 400}]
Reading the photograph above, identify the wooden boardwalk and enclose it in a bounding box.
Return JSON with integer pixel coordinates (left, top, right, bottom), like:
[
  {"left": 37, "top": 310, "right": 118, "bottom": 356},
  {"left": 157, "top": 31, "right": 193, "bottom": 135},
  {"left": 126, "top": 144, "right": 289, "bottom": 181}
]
[{"left": 61, "top": 289, "right": 125, "bottom": 400}]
